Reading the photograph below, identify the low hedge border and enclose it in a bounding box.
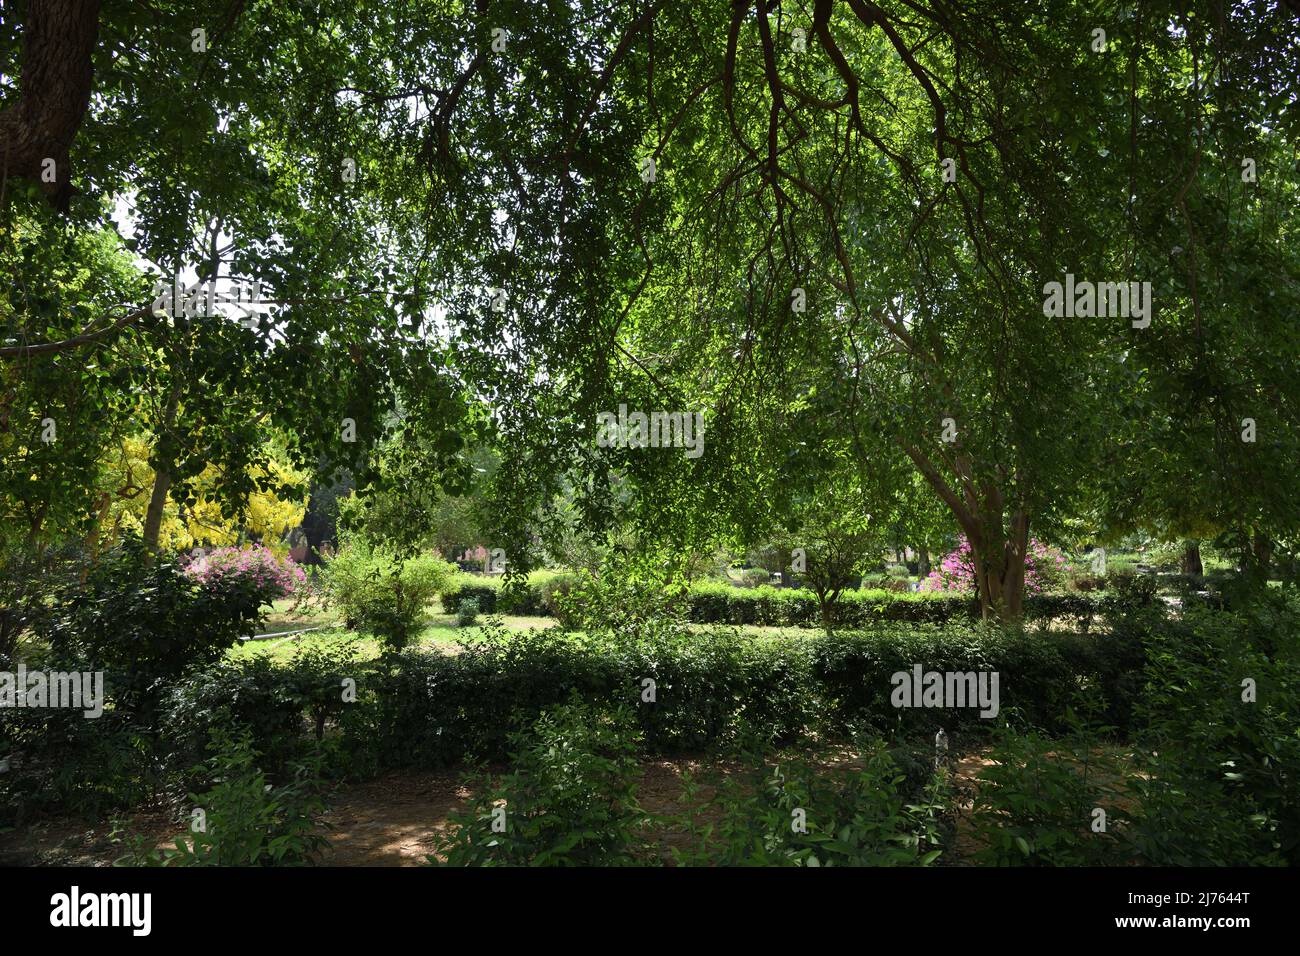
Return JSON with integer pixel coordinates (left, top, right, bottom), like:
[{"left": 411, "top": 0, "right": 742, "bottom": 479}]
[
  {"left": 157, "top": 622, "right": 1146, "bottom": 779},
  {"left": 441, "top": 577, "right": 1150, "bottom": 629}
]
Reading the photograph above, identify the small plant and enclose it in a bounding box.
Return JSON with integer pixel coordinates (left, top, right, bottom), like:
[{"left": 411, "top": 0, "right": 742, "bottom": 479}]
[
  {"left": 431, "top": 699, "right": 646, "bottom": 866},
  {"left": 668, "top": 742, "right": 949, "bottom": 867},
  {"left": 456, "top": 596, "right": 480, "bottom": 627},
  {"left": 117, "top": 729, "right": 330, "bottom": 867}
]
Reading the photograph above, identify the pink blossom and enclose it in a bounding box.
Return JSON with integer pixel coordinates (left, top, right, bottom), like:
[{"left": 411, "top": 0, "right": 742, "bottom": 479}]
[
  {"left": 182, "top": 544, "right": 305, "bottom": 599},
  {"left": 919, "top": 536, "right": 1071, "bottom": 595}
]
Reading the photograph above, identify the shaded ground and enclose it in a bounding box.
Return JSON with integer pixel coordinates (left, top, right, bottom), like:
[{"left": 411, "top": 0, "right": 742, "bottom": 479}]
[
  {"left": 0, "top": 758, "right": 735, "bottom": 866},
  {"left": 0, "top": 750, "right": 991, "bottom": 867}
]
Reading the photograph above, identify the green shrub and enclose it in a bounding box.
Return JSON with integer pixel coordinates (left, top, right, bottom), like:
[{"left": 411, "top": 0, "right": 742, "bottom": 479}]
[
  {"left": 0, "top": 544, "right": 82, "bottom": 666},
  {"left": 35, "top": 539, "right": 268, "bottom": 721},
  {"left": 811, "top": 622, "right": 1087, "bottom": 736},
  {"left": 456, "top": 596, "right": 480, "bottom": 627},
  {"left": 0, "top": 714, "right": 156, "bottom": 825},
  {"left": 669, "top": 743, "right": 949, "bottom": 866},
  {"left": 441, "top": 577, "right": 500, "bottom": 613},
  {"left": 970, "top": 721, "right": 1131, "bottom": 866},
  {"left": 439, "top": 576, "right": 1125, "bottom": 629},
  {"left": 970, "top": 604, "right": 1300, "bottom": 867},
  {"left": 440, "top": 571, "right": 564, "bottom": 617},
  {"left": 118, "top": 729, "right": 330, "bottom": 867},
  {"left": 156, "top": 618, "right": 1145, "bottom": 778},
  {"left": 159, "top": 640, "right": 361, "bottom": 795},
  {"left": 1123, "top": 606, "right": 1299, "bottom": 865},
  {"left": 1104, "top": 569, "right": 1159, "bottom": 609},
  {"left": 320, "top": 541, "right": 456, "bottom": 649},
  {"left": 538, "top": 572, "right": 579, "bottom": 625},
  {"left": 432, "top": 699, "right": 645, "bottom": 866},
  {"left": 550, "top": 568, "right": 689, "bottom": 639}
]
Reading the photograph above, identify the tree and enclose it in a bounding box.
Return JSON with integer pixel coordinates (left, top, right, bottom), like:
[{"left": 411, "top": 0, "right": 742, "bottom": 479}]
[{"left": 4, "top": 0, "right": 1299, "bottom": 620}]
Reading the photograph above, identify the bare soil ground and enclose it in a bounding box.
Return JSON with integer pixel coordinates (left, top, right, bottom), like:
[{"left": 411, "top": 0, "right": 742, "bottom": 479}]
[{"left": 0, "top": 749, "right": 1012, "bottom": 867}]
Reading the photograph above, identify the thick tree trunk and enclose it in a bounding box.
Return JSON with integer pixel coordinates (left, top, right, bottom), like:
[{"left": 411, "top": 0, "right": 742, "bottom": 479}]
[
  {"left": 1180, "top": 540, "right": 1203, "bottom": 576},
  {"left": 969, "top": 510, "right": 1028, "bottom": 621},
  {"left": 141, "top": 469, "right": 172, "bottom": 553},
  {"left": 917, "top": 546, "right": 931, "bottom": 579},
  {"left": 0, "top": 0, "right": 102, "bottom": 210},
  {"left": 900, "top": 445, "right": 1030, "bottom": 622}
]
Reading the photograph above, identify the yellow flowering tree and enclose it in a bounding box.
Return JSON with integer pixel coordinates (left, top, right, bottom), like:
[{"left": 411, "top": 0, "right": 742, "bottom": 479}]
[{"left": 94, "top": 436, "right": 307, "bottom": 555}]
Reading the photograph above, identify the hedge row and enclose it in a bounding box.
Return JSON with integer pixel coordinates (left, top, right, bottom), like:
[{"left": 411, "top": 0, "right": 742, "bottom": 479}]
[
  {"left": 155, "top": 622, "right": 1147, "bottom": 781},
  {"left": 441, "top": 577, "right": 1156, "bottom": 628}
]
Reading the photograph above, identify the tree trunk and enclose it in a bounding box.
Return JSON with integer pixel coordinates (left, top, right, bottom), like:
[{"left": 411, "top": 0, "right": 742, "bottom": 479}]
[
  {"left": 141, "top": 469, "right": 172, "bottom": 553},
  {"left": 0, "top": 0, "right": 102, "bottom": 210},
  {"left": 1180, "top": 540, "right": 1203, "bottom": 576},
  {"left": 900, "top": 444, "right": 1029, "bottom": 622},
  {"left": 970, "top": 511, "right": 1029, "bottom": 622},
  {"left": 917, "top": 546, "right": 931, "bottom": 579},
  {"left": 142, "top": 389, "right": 180, "bottom": 553},
  {"left": 1252, "top": 533, "right": 1273, "bottom": 578}
]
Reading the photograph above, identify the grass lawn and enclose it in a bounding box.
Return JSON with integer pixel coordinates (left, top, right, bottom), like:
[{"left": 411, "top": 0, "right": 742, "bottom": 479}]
[
  {"left": 256, "top": 597, "right": 343, "bottom": 634},
  {"left": 231, "top": 605, "right": 817, "bottom": 664},
  {"left": 229, "top": 612, "right": 564, "bottom": 663}
]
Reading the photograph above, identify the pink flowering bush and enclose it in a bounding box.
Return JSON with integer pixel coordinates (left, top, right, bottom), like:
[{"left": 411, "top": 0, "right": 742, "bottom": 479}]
[
  {"left": 919, "top": 536, "right": 1071, "bottom": 595},
  {"left": 182, "top": 544, "right": 306, "bottom": 604}
]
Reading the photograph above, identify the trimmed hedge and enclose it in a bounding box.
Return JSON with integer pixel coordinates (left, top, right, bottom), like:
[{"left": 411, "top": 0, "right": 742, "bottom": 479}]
[
  {"left": 158, "top": 622, "right": 1146, "bottom": 778},
  {"left": 441, "top": 575, "right": 1142, "bottom": 629},
  {"left": 440, "top": 571, "right": 564, "bottom": 616}
]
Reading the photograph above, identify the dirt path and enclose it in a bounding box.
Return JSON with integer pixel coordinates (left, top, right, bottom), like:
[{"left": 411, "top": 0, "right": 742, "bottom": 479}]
[{"left": 1, "top": 752, "right": 997, "bottom": 866}]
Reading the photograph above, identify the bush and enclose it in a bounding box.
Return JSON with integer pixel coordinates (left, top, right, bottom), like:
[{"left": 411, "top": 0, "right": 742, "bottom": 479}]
[
  {"left": 669, "top": 743, "right": 949, "bottom": 866},
  {"left": 811, "top": 622, "right": 1093, "bottom": 737},
  {"left": 118, "top": 729, "right": 330, "bottom": 867},
  {"left": 438, "top": 576, "right": 1129, "bottom": 629},
  {"left": 456, "top": 596, "right": 480, "bottom": 627},
  {"left": 441, "top": 577, "right": 500, "bottom": 614},
  {"left": 0, "top": 544, "right": 83, "bottom": 666},
  {"left": 538, "top": 572, "right": 579, "bottom": 625},
  {"left": 968, "top": 604, "right": 1300, "bottom": 866},
  {"left": 182, "top": 545, "right": 306, "bottom": 600},
  {"left": 1123, "top": 606, "right": 1299, "bottom": 864},
  {"left": 320, "top": 541, "right": 456, "bottom": 649},
  {"left": 159, "top": 641, "right": 361, "bottom": 793},
  {"left": 685, "top": 583, "right": 971, "bottom": 628},
  {"left": 157, "top": 618, "right": 1140, "bottom": 777},
  {"left": 970, "top": 721, "right": 1130, "bottom": 866},
  {"left": 860, "top": 574, "right": 913, "bottom": 593},
  {"left": 550, "top": 568, "right": 689, "bottom": 640},
  {"left": 34, "top": 540, "right": 268, "bottom": 721},
  {"left": 432, "top": 699, "right": 645, "bottom": 866},
  {"left": 0, "top": 713, "right": 156, "bottom": 825},
  {"left": 1104, "top": 569, "right": 1159, "bottom": 610}
]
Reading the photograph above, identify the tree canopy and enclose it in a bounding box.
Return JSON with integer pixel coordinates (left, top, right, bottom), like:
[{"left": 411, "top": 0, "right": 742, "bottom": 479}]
[{"left": 2, "top": 0, "right": 1298, "bottom": 616}]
